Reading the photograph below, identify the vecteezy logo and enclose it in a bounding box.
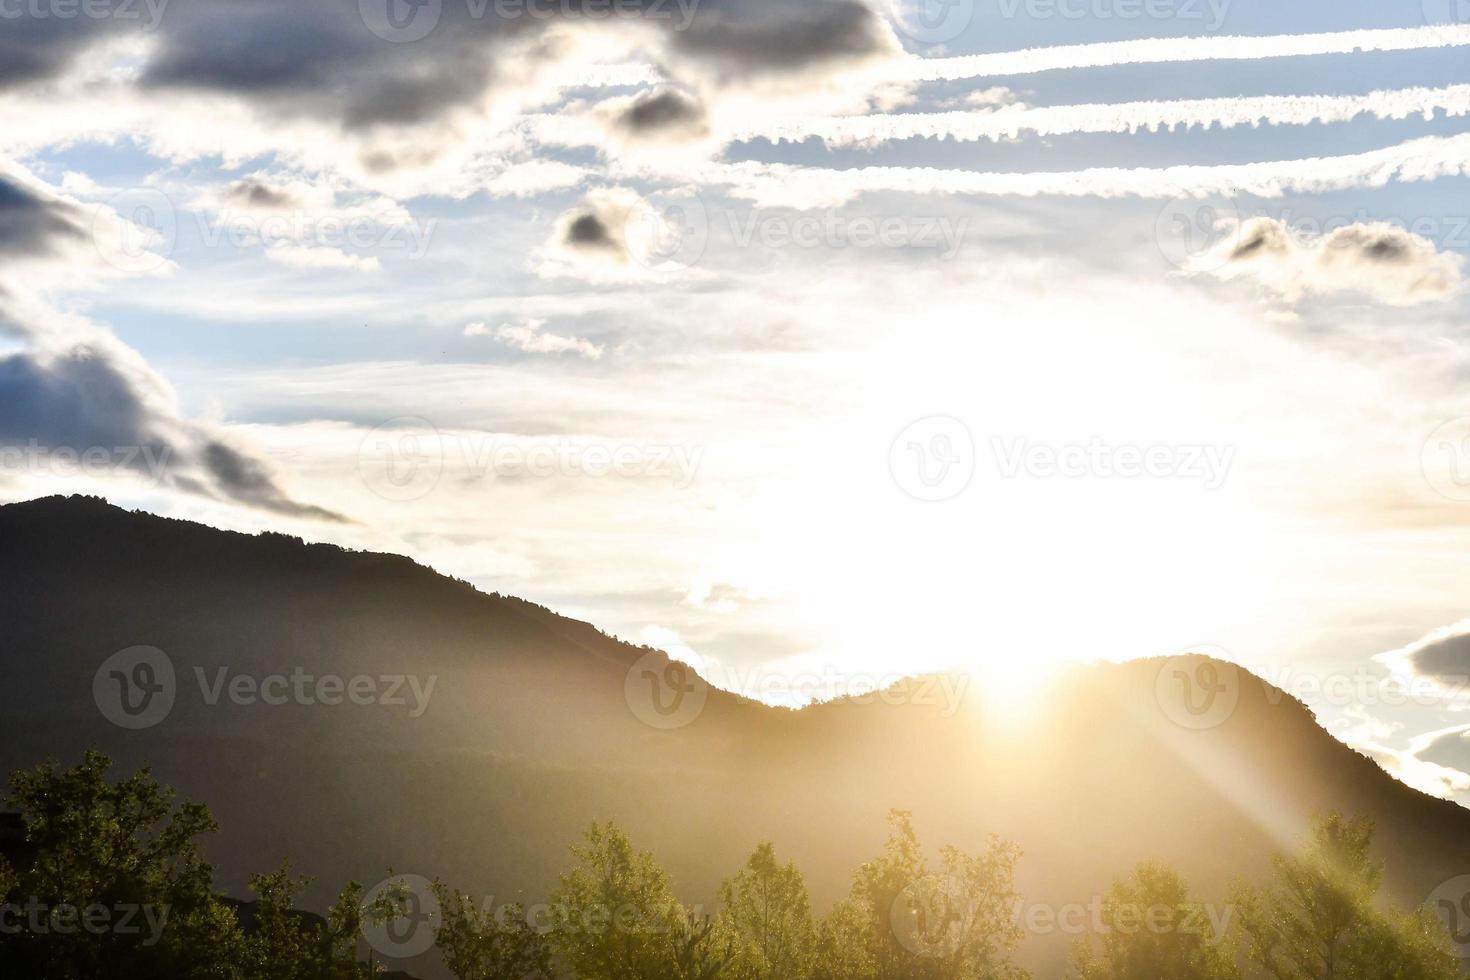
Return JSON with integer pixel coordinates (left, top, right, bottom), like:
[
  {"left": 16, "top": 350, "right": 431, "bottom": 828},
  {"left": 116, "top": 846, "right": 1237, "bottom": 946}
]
[
  {"left": 890, "top": 875, "right": 974, "bottom": 958},
  {"left": 1155, "top": 652, "right": 1240, "bottom": 730},
  {"left": 890, "top": 0, "right": 975, "bottom": 45},
  {"left": 94, "top": 188, "right": 178, "bottom": 275},
  {"left": 1422, "top": 417, "right": 1470, "bottom": 502},
  {"left": 624, "top": 193, "right": 709, "bottom": 273},
  {"left": 363, "top": 874, "right": 441, "bottom": 959},
  {"left": 1154, "top": 195, "right": 1242, "bottom": 272},
  {"left": 1422, "top": 0, "right": 1470, "bottom": 43},
  {"left": 360, "top": 0, "right": 442, "bottom": 42},
  {"left": 1429, "top": 875, "right": 1470, "bottom": 959},
  {"left": 888, "top": 415, "right": 975, "bottom": 502},
  {"left": 93, "top": 646, "right": 176, "bottom": 730},
  {"left": 358, "top": 416, "right": 444, "bottom": 502},
  {"left": 624, "top": 651, "right": 709, "bottom": 730}
]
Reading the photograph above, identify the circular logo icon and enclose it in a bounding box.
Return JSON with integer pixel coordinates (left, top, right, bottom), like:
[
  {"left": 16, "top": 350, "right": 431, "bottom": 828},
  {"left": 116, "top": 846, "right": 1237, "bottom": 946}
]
[
  {"left": 1422, "top": 417, "right": 1470, "bottom": 502},
  {"left": 363, "top": 874, "right": 441, "bottom": 959},
  {"left": 1429, "top": 875, "right": 1470, "bottom": 959},
  {"left": 1155, "top": 195, "right": 1242, "bottom": 273},
  {"left": 624, "top": 651, "right": 709, "bottom": 730},
  {"left": 358, "top": 416, "right": 444, "bottom": 502},
  {"left": 890, "top": 875, "right": 974, "bottom": 958},
  {"left": 1155, "top": 653, "right": 1240, "bottom": 730},
  {"left": 889, "top": 0, "right": 975, "bottom": 46},
  {"left": 889, "top": 415, "right": 974, "bottom": 503},
  {"left": 1422, "top": 0, "right": 1470, "bottom": 43},
  {"left": 360, "top": 0, "right": 442, "bottom": 42},
  {"left": 623, "top": 193, "right": 709, "bottom": 273},
  {"left": 93, "top": 188, "right": 177, "bottom": 275},
  {"left": 93, "top": 646, "right": 176, "bottom": 730}
]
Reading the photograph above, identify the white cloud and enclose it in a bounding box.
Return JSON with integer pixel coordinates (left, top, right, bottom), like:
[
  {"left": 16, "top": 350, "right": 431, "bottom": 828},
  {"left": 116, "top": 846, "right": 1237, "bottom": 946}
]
[
  {"left": 265, "top": 244, "right": 381, "bottom": 273},
  {"left": 465, "top": 318, "right": 603, "bottom": 359},
  {"left": 1190, "top": 218, "right": 1464, "bottom": 307}
]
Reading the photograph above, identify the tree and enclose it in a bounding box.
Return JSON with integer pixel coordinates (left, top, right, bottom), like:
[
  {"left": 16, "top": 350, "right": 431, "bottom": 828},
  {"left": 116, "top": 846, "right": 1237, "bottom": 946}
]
[
  {"left": 0, "top": 749, "right": 244, "bottom": 980},
  {"left": 847, "top": 810, "right": 1028, "bottom": 980},
  {"left": 1070, "top": 861, "right": 1237, "bottom": 980},
  {"left": 718, "top": 841, "right": 816, "bottom": 980},
  {"left": 431, "top": 880, "right": 553, "bottom": 980},
  {"left": 1233, "top": 813, "right": 1460, "bottom": 980},
  {"left": 548, "top": 821, "right": 686, "bottom": 980},
  {"left": 238, "top": 863, "right": 393, "bottom": 980}
]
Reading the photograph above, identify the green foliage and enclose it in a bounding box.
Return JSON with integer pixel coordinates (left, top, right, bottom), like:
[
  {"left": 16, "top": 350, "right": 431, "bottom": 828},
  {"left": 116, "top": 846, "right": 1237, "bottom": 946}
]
[
  {"left": 238, "top": 863, "right": 385, "bottom": 980},
  {"left": 1069, "top": 861, "right": 1238, "bottom": 980},
  {"left": 548, "top": 821, "right": 687, "bottom": 979},
  {"left": 718, "top": 842, "right": 816, "bottom": 980},
  {"left": 432, "top": 880, "right": 554, "bottom": 980},
  {"left": 0, "top": 748, "right": 243, "bottom": 979},
  {"left": 846, "top": 810, "right": 1028, "bottom": 980},
  {"left": 1232, "top": 813, "right": 1461, "bottom": 980}
]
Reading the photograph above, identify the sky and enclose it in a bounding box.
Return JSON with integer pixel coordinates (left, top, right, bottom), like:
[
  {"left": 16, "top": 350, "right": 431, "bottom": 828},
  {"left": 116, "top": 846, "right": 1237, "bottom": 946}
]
[{"left": 3, "top": 0, "right": 1470, "bottom": 800}]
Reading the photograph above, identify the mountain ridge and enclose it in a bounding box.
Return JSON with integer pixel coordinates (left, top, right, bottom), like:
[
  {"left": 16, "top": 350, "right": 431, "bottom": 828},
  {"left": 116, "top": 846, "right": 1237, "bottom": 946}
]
[{"left": 2, "top": 494, "right": 1468, "bottom": 977}]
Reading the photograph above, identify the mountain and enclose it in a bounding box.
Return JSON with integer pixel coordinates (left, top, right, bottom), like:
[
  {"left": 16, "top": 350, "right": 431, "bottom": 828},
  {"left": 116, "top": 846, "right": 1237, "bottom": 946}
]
[{"left": 1, "top": 494, "right": 1468, "bottom": 976}]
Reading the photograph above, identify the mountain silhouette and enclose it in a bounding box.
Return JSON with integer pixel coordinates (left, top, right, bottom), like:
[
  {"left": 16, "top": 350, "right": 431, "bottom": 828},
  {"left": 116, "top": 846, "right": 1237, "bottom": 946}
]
[{"left": 2, "top": 494, "right": 1468, "bottom": 976}]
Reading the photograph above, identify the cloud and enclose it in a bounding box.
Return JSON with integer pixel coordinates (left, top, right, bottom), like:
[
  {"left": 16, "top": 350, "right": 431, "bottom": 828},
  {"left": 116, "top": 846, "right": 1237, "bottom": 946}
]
[
  {"left": 1191, "top": 218, "right": 1464, "bottom": 307},
  {"left": 0, "top": 165, "right": 345, "bottom": 523},
  {"left": 466, "top": 318, "right": 603, "bottom": 359},
  {"left": 614, "top": 87, "right": 710, "bottom": 141},
  {"left": 0, "top": 176, "right": 84, "bottom": 258},
  {"left": 265, "top": 243, "right": 381, "bottom": 272},
  {"left": 1377, "top": 619, "right": 1470, "bottom": 695},
  {"left": 225, "top": 179, "right": 301, "bottom": 210},
  {"left": 724, "top": 83, "right": 1470, "bottom": 149}
]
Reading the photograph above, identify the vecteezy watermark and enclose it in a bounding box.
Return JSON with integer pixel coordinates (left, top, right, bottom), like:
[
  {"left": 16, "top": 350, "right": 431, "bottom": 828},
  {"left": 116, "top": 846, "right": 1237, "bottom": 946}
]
[
  {"left": 624, "top": 651, "right": 710, "bottom": 730},
  {"left": 1155, "top": 651, "right": 1466, "bottom": 731},
  {"left": 725, "top": 212, "right": 968, "bottom": 260},
  {"left": 999, "top": 0, "right": 1230, "bottom": 30},
  {"left": 93, "top": 647, "right": 438, "bottom": 730},
  {"left": 889, "top": 877, "right": 1234, "bottom": 956},
  {"left": 363, "top": 875, "right": 441, "bottom": 959},
  {"left": 0, "top": 441, "right": 173, "bottom": 485},
  {"left": 1422, "top": 0, "right": 1470, "bottom": 43},
  {"left": 624, "top": 193, "right": 709, "bottom": 274},
  {"left": 1011, "top": 896, "right": 1234, "bottom": 943},
  {"left": 1155, "top": 654, "right": 1241, "bottom": 731},
  {"left": 0, "top": 899, "right": 171, "bottom": 946},
  {"left": 92, "top": 188, "right": 437, "bottom": 273},
  {"left": 992, "top": 437, "right": 1235, "bottom": 489},
  {"left": 888, "top": 0, "right": 976, "bottom": 46},
  {"left": 358, "top": 417, "right": 704, "bottom": 503},
  {"left": 1423, "top": 417, "right": 1470, "bottom": 503},
  {"left": 359, "top": 0, "right": 700, "bottom": 43},
  {"left": 889, "top": 416, "right": 976, "bottom": 503},
  {"left": 891, "top": 876, "right": 976, "bottom": 957},
  {"left": 1429, "top": 875, "right": 1470, "bottom": 960},
  {"left": 1156, "top": 196, "right": 1470, "bottom": 273},
  {"left": 94, "top": 646, "right": 178, "bottom": 731},
  {"left": 0, "top": 0, "right": 169, "bottom": 28}
]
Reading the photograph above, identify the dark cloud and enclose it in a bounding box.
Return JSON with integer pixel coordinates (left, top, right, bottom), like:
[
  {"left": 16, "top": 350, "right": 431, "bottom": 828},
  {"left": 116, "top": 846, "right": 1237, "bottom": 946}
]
[
  {"left": 1, "top": 0, "right": 892, "bottom": 136},
  {"left": 566, "top": 212, "right": 620, "bottom": 252},
  {"left": 616, "top": 88, "right": 708, "bottom": 139},
  {"left": 1398, "top": 627, "right": 1470, "bottom": 685},
  {"left": 670, "top": 0, "right": 891, "bottom": 75},
  {"left": 0, "top": 177, "right": 83, "bottom": 257},
  {"left": 225, "top": 180, "right": 299, "bottom": 210},
  {"left": 0, "top": 17, "right": 126, "bottom": 89},
  {"left": 0, "top": 345, "right": 346, "bottom": 522}
]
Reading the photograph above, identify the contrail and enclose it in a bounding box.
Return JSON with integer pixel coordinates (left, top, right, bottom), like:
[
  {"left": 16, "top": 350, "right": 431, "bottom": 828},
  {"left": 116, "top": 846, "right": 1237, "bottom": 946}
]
[
  {"left": 727, "top": 84, "right": 1470, "bottom": 147},
  {"left": 628, "top": 131, "right": 1470, "bottom": 207},
  {"left": 881, "top": 24, "right": 1470, "bottom": 83}
]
